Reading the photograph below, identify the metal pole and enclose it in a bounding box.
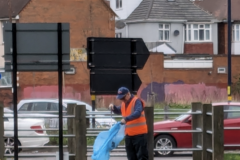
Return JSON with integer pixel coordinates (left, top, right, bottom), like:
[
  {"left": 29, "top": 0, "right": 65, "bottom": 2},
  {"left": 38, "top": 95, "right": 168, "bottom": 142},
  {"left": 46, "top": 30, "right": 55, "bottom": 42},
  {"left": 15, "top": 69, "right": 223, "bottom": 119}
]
[
  {"left": 0, "top": 103, "right": 4, "bottom": 159},
  {"left": 12, "top": 23, "right": 18, "bottom": 160},
  {"left": 228, "top": 0, "right": 232, "bottom": 102},
  {"left": 91, "top": 95, "right": 96, "bottom": 128},
  {"left": 58, "top": 23, "right": 63, "bottom": 160}
]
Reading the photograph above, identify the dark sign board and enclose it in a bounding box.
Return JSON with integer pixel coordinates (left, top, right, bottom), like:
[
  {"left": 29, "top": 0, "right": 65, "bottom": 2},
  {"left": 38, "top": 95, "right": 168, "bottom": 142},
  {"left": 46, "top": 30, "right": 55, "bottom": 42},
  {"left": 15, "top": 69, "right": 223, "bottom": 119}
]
[
  {"left": 87, "top": 37, "right": 149, "bottom": 69},
  {"left": 87, "top": 37, "right": 150, "bottom": 95},
  {"left": 90, "top": 69, "right": 141, "bottom": 95},
  {"left": 4, "top": 23, "right": 70, "bottom": 71}
]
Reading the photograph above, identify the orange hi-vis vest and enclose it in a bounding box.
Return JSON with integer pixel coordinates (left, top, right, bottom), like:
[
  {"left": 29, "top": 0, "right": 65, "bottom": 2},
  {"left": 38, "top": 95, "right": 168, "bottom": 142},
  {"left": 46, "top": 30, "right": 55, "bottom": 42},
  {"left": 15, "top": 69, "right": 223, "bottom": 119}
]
[{"left": 121, "top": 96, "right": 148, "bottom": 136}]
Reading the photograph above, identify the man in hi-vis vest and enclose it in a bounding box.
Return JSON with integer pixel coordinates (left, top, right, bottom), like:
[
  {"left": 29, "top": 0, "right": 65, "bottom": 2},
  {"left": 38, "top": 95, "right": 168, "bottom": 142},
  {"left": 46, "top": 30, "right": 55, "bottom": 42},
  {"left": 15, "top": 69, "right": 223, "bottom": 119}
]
[{"left": 109, "top": 87, "right": 148, "bottom": 160}]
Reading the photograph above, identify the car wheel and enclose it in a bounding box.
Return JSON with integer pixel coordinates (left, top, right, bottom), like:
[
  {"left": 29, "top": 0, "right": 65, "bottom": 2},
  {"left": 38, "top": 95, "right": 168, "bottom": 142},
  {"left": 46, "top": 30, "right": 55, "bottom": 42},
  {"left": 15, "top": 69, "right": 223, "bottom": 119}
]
[
  {"left": 154, "top": 135, "right": 176, "bottom": 157},
  {"left": 4, "top": 138, "right": 21, "bottom": 154}
]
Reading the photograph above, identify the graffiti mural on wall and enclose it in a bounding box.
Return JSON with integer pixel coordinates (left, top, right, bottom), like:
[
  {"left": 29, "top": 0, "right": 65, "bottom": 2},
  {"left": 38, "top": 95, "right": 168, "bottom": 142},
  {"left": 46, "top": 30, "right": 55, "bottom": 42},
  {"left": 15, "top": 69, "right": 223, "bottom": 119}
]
[
  {"left": 23, "top": 86, "right": 81, "bottom": 100},
  {"left": 70, "top": 48, "right": 87, "bottom": 61},
  {"left": 140, "top": 81, "right": 184, "bottom": 103},
  {"left": 141, "top": 81, "right": 227, "bottom": 104}
]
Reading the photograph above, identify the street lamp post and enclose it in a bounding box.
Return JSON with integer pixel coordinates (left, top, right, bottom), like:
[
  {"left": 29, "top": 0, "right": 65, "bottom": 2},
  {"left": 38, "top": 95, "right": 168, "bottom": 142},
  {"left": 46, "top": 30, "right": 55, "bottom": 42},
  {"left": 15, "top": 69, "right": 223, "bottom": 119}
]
[{"left": 228, "top": 0, "right": 232, "bottom": 101}]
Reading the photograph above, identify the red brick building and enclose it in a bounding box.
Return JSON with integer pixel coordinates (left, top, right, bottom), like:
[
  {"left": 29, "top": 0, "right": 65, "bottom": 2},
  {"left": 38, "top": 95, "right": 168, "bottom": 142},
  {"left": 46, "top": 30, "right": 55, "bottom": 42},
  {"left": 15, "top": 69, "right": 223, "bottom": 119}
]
[{"left": 0, "top": 0, "right": 116, "bottom": 106}]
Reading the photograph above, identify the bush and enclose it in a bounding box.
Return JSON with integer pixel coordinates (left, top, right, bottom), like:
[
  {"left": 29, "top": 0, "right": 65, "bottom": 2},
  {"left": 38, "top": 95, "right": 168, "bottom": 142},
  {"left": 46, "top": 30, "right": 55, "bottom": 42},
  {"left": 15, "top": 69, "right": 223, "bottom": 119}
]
[{"left": 154, "top": 103, "right": 191, "bottom": 109}]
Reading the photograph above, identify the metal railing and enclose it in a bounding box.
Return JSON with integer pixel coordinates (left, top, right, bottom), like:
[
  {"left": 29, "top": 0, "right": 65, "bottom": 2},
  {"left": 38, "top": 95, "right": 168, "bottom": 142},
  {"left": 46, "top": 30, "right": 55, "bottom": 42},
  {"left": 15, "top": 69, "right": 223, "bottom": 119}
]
[
  {"left": 85, "top": 103, "right": 240, "bottom": 160},
  {"left": 2, "top": 102, "right": 240, "bottom": 160},
  {"left": 85, "top": 107, "right": 202, "bottom": 158},
  {"left": 0, "top": 103, "right": 88, "bottom": 160}
]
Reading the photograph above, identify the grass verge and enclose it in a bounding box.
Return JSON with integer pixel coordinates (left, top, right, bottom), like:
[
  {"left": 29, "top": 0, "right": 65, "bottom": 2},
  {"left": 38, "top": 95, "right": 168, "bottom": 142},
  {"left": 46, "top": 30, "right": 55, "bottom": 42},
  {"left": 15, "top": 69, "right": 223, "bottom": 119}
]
[{"left": 224, "top": 154, "right": 240, "bottom": 160}]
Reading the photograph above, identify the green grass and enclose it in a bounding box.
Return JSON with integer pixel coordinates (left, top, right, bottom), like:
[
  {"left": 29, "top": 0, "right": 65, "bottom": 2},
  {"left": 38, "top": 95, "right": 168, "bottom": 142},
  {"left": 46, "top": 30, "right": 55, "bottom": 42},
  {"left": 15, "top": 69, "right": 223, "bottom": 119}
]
[{"left": 224, "top": 154, "right": 240, "bottom": 160}]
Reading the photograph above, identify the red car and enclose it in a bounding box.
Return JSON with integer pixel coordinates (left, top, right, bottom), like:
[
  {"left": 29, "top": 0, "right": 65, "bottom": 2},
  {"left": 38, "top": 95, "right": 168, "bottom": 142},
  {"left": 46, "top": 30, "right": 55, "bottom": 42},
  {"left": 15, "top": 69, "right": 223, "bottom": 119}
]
[{"left": 153, "top": 102, "right": 240, "bottom": 157}]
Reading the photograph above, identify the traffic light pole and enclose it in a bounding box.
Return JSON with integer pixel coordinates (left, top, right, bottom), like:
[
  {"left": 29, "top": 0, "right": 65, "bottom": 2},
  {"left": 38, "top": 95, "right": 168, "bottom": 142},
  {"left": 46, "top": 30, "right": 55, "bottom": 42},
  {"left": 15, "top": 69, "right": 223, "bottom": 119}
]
[
  {"left": 12, "top": 22, "right": 19, "bottom": 160},
  {"left": 91, "top": 95, "right": 96, "bottom": 128},
  {"left": 228, "top": 0, "right": 232, "bottom": 101}
]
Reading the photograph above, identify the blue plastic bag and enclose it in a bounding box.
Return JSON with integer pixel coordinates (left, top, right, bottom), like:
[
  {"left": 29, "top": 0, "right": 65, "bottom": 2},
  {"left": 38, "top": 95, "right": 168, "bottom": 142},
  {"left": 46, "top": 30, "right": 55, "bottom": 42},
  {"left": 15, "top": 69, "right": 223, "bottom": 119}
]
[{"left": 91, "top": 122, "right": 125, "bottom": 160}]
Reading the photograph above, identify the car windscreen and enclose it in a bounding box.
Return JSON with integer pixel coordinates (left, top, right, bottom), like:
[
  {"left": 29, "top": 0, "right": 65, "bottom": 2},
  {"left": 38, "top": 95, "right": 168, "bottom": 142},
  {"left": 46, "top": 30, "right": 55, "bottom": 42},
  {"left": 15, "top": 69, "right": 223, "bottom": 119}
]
[{"left": 174, "top": 110, "right": 191, "bottom": 121}]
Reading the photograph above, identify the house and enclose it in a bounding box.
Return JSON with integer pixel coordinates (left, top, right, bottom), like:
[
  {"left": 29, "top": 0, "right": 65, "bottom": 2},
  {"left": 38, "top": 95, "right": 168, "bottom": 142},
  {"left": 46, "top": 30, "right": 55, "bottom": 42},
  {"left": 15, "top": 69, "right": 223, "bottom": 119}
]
[
  {"left": 0, "top": 0, "right": 30, "bottom": 68},
  {"left": 114, "top": 0, "right": 219, "bottom": 55},
  {"left": 108, "top": 0, "right": 142, "bottom": 20},
  {"left": 0, "top": 0, "right": 116, "bottom": 105},
  {"left": 195, "top": 0, "right": 240, "bottom": 55}
]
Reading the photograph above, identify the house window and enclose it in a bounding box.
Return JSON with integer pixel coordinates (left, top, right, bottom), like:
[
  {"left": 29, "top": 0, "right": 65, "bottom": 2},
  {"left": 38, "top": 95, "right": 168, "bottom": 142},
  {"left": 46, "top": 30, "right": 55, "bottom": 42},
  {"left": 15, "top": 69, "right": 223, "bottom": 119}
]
[
  {"left": 0, "top": 72, "right": 12, "bottom": 88},
  {"left": 185, "top": 24, "right": 211, "bottom": 42},
  {"left": 115, "top": 33, "right": 122, "bottom": 38},
  {"left": 159, "top": 24, "right": 170, "bottom": 41},
  {"left": 116, "top": 0, "right": 122, "bottom": 9},
  {"left": 233, "top": 24, "right": 240, "bottom": 42}
]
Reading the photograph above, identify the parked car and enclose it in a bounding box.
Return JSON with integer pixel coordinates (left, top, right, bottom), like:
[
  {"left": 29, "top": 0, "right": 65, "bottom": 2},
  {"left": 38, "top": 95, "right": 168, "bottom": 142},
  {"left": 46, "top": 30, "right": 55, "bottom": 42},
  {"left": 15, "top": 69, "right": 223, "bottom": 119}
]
[
  {"left": 17, "top": 99, "right": 117, "bottom": 128},
  {"left": 153, "top": 102, "right": 240, "bottom": 157},
  {"left": 4, "top": 108, "right": 49, "bottom": 154},
  {"left": 63, "top": 99, "right": 117, "bottom": 128}
]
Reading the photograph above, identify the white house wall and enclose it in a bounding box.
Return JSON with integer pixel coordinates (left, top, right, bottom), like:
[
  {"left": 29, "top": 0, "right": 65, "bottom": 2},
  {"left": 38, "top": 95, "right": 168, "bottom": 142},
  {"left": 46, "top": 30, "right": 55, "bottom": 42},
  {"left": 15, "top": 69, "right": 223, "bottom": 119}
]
[
  {"left": 115, "top": 26, "right": 126, "bottom": 37},
  {"left": 212, "top": 23, "right": 218, "bottom": 55},
  {"left": 164, "top": 60, "right": 213, "bottom": 68},
  {"left": 0, "top": 21, "right": 4, "bottom": 68},
  {"left": 232, "top": 42, "right": 240, "bottom": 55},
  {"left": 128, "top": 22, "right": 184, "bottom": 53},
  {"left": 110, "top": 0, "right": 142, "bottom": 20}
]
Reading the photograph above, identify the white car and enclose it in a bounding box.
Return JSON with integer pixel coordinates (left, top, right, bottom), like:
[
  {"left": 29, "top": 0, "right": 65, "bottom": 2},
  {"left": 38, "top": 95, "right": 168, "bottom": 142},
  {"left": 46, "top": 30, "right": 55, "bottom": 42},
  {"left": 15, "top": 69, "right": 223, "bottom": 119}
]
[
  {"left": 17, "top": 99, "right": 117, "bottom": 128},
  {"left": 63, "top": 99, "right": 117, "bottom": 128},
  {"left": 4, "top": 108, "right": 49, "bottom": 154}
]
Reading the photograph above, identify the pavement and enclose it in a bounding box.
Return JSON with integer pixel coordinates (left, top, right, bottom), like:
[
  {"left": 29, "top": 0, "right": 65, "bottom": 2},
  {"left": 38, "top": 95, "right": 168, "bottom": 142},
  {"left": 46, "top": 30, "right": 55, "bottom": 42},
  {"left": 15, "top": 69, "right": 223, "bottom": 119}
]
[{"left": 6, "top": 151, "right": 192, "bottom": 160}]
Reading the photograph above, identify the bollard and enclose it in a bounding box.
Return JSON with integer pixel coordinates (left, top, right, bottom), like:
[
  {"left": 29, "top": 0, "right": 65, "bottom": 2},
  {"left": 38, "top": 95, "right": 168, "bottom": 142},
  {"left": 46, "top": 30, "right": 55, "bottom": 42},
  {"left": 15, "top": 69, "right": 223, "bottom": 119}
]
[
  {"left": 67, "top": 103, "right": 76, "bottom": 160},
  {"left": 164, "top": 105, "right": 169, "bottom": 120},
  {"left": 212, "top": 105, "right": 223, "bottom": 160},
  {"left": 75, "top": 105, "right": 87, "bottom": 160},
  {"left": 192, "top": 102, "right": 204, "bottom": 160},
  {"left": 145, "top": 93, "right": 154, "bottom": 160},
  {"left": 0, "top": 104, "right": 4, "bottom": 160}
]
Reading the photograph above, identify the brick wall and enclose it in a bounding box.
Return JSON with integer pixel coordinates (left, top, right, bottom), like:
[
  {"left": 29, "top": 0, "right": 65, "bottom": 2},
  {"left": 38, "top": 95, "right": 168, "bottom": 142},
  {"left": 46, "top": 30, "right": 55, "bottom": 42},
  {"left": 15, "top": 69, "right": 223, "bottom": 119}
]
[
  {"left": 0, "top": 88, "right": 12, "bottom": 107},
  {"left": 19, "top": 0, "right": 115, "bottom": 47},
  {"left": 218, "top": 23, "right": 228, "bottom": 55},
  {"left": 2, "top": 54, "right": 240, "bottom": 107},
  {"left": 184, "top": 43, "right": 214, "bottom": 54},
  {"left": 2, "top": 0, "right": 116, "bottom": 106}
]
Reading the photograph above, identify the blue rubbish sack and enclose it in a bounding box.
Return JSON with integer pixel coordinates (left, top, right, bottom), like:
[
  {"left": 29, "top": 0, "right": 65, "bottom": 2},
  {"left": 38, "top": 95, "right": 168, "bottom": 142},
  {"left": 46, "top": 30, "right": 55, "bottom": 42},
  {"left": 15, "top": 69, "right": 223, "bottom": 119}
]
[{"left": 91, "top": 122, "right": 125, "bottom": 160}]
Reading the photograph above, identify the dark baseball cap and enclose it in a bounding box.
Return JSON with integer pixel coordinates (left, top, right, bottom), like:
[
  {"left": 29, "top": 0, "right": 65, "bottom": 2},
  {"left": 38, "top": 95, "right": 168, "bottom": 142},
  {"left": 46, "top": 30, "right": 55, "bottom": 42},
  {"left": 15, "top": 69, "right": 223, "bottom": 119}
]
[{"left": 116, "top": 87, "right": 129, "bottom": 99}]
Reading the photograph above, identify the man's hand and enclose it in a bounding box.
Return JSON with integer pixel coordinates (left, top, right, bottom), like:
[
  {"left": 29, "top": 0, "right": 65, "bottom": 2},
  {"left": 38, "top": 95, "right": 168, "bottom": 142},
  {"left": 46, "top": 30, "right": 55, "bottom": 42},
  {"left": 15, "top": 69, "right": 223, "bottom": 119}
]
[
  {"left": 121, "top": 118, "right": 126, "bottom": 124},
  {"left": 109, "top": 104, "right": 114, "bottom": 111}
]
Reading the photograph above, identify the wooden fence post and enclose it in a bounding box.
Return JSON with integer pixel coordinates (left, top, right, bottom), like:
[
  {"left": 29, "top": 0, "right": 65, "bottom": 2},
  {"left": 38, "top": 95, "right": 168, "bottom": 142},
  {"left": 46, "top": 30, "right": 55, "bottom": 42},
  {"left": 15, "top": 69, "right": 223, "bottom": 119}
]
[
  {"left": 67, "top": 103, "right": 76, "bottom": 160},
  {"left": 75, "top": 105, "right": 87, "bottom": 160},
  {"left": 192, "top": 102, "right": 204, "bottom": 160},
  {"left": 212, "top": 105, "right": 224, "bottom": 160},
  {"left": 0, "top": 103, "right": 4, "bottom": 160},
  {"left": 203, "top": 104, "right": 213, "bottom": 160},
  {"left": 145, "top": 93, "right": 154, "bottom": 160}
]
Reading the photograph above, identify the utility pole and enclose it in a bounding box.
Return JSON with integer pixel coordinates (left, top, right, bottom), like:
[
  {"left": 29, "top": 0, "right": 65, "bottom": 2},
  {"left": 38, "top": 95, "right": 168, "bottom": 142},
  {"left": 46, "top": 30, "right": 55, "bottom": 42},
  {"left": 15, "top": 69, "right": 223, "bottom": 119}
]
[{"left": 227, "top": 0, "right": 232, "bottom": 102}]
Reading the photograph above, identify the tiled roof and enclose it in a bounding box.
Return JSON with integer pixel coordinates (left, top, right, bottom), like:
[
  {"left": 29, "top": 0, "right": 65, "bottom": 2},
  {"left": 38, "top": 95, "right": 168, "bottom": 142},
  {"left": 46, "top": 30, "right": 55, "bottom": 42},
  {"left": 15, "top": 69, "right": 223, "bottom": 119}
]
[
  {"left": 127, "top": 0, "right": 215, "bottom": 22},
  {"left": 0, "top": 0, "right": 31, "bottom": 18}
]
